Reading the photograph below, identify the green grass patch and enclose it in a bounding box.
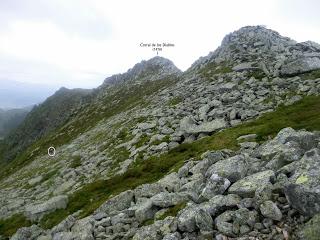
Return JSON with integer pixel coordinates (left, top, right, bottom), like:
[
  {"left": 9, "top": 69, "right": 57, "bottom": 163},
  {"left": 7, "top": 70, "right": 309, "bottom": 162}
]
[
  {"left": 116, "top": 129, "right": 130, "bottom": 142},
  {"left": 0, "top": 214, "right": 31, "bottom": 238},
  {"left": 197, "top": 61, "right": 232, "bottom": 79},
  {"left": 303, "top": 214, "right": 320, "bottom": 240},
  {"left": 135, "top": 134, "right": 150, "bottom": 148},
  {"left": 41, "top": 169, "right": 59, "bottom": 183},
  {"left": 69, "top": 155, "right": 82, "bottom": 169},
  {"left": 151, "top": 135, "right": 170, "bottom": 146},
  {"left": 168, "top": 97, "right": 183, "bottom": 106},
  {"left": 158, "top": 202, "right": 187, "bottom": 220},
  {"left": 141, "top": 219, "right": 154, "bottom": 226},
  {"left": 246, "top": 69, "right": 266, "bottom": 80},
  {"left": 109, "top": 147, "right": 130, "bottom": 170},
  {"left": 299, "top": 69, "right": 320, "bottom": 80}
]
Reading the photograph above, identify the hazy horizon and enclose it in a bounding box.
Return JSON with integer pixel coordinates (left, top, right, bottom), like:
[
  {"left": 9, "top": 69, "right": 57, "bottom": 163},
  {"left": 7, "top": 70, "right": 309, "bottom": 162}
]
[{"left": 0, "top": 80, "right": 59, "bottom": 109}]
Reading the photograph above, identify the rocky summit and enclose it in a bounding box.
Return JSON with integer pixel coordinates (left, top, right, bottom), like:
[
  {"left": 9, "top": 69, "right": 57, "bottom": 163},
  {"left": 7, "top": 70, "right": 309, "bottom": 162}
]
[{"left": 0, "top": 26, "right": 320, "bottom": 240}]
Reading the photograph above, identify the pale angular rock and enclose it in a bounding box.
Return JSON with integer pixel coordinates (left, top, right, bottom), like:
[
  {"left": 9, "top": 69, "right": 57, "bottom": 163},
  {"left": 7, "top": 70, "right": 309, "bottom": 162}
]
[
  {"left": 132, "top": 224, "right": 161, "bottom": 240},
  {"left": 137, "top": 122, "right": 157, "bottom": 131},
  {"left": 205, "top": 155, "right": 247, "bottom": 182},
  {"left": 282, "top": 148, "right": 320, "bottom": 216},
  {"left": 10, "top": 225, "right": 44, "bottom": 240},
  {"left": 180, "top": 117, "right": 227, "bottom": 135},
  {"left": 135, "top": 183, "right": 164, "bottom": 199},
  {"left": 162, "top": 232, "right": 181, "bottom": 240},
  {"left": 177, "top": 206, "right": 198, "bottom": 232},
  {"left": 28, "top": 176, "right": 43, "bottom": 186},
  {"left": 274, "top": 127, "right": 318, "bottom": 150},
  {"left": 280, "top": 57, "right": 320, "bottom": 76},
  {"left": 70, "top": 216, "right": 95, "bottom": 240},
  {"left": 195, "top": 208, "right": 213, "bottom": 232},
  {"left": 158, "top": 173, "right": 182, "bottom": 192},
  {"left": 24, "top": 195, "right": 68, "bottom": 221},
  {"left": 94, "top": 190, "right": 134, "bottom": 215},
  {"left": 135, "top": 199, "right": 158, "bottom": 223},
  {"left": 228, "top": 170, "right": 275, "bottom": 197},
  {"left": 260, "top": 201, "right": 282, "bottom": 221},
  {"left": 151, "top": 192, "right": 186, "bottom": 208},
  {"left": 200, "top": 174, "right": 231, "bottom": 200}
]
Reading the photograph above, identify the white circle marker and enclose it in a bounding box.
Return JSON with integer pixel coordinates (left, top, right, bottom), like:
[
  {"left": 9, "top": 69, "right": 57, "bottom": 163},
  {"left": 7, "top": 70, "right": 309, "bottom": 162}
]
[{"left": 48, "top": 147, "right": 56, "bottom": 157}]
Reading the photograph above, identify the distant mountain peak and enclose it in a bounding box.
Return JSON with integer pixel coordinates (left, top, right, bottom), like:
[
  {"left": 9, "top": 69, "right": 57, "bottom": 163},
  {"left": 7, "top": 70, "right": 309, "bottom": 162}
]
[{"left": 103, "top": 56, "right": 181, "bottom": 87}]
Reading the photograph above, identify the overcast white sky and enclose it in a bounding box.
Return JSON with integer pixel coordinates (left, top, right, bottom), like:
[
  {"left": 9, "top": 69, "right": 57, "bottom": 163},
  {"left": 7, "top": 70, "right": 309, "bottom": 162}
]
[{"left": 1, "top": 0, "right": 320, "bottom": 90}]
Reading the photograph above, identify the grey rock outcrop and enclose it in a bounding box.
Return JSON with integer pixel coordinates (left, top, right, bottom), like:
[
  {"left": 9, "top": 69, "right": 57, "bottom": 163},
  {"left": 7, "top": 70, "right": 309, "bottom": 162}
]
[{"left": 24, "top": 195, "right": 68, "bottom": 221}]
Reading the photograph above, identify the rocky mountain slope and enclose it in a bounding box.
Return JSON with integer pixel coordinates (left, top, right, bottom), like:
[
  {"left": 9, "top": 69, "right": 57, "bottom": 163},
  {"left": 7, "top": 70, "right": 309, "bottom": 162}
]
[
  {"left": 1, "top": 26, "right": 320, "bottom": 240},
  {"left": 0, "top": 87, "right": 92, "bottom": 165}
]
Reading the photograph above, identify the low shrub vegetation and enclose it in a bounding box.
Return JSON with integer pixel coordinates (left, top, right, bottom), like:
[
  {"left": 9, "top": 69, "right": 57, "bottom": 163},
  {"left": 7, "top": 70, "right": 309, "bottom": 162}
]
[{"left": 0, "top": 214, "right": 31, "bottom": 238}]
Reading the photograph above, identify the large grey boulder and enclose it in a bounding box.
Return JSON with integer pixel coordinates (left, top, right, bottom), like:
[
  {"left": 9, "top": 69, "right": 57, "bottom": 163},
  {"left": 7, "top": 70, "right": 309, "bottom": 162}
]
[
  {"left": 228, "top": 170, "right": 275, "bottom": 197},
  {"left": 232, "top": 62, "right": 259, "bottom": 72},
  {"left": 259, "top": 200, "right": 282, "bottom": 221},
  {"left": 162, "top": 232, "right": 181, "bottom": 240},
  {"left": 153, "top": 217, "right": 178, "bottom": 236},
  {"left": 198, "top": 104, "right": 211, "bottom": 121},
  {"left": 205, "top": 155, "right": 247, "bottom": 182},
  {"left": 189, "top": 158, "right": 217, "bottom": 176},
  {"left": 51, "top": 215, "right": 76, "bottom": 235},
  {"left": 200, "top": 174, "right": 231, "bottom": 200},
  {"left": 274, "top": 127, "right": 319, "bottom": 151},
  {"left": 158, "top": 173, "right": 182, "bottom": 192},
  {"left": 202, "top": 194, "right": 241, "bottom": 217},
  {"left": 180, "top": 117, "right": 227, "bottom": 135},
  {"left": 151, "top": 192, "right": 186, "bottom": 208},
  {"left": 52, "top": 232, "right": 76, "bottom": 240},
  {"left": 215, "top": 211, "right": 235, "bottom": 237},
  {"left": 135, "top": 183, "right": 164, "bottom": 199},
  {"left": 179, "top": 174, "right": 205, "bottom": 201},
  {"left": 133, "top": 217, "right": 177, "bottom": 240},
  {"left": 255, "top": 128, "right": 315, "bottom": 165},
  {"left": 24, "top": 195, "right": 68, "bottom": 221},
  {"left": 195, "top": 208, "right": 213, "bottom": 232},
  {"left": 215, "top": 208, "right": 258, "bottom": 237},
  {"left": 281, "top": 148, "right": 320, "bottom": 216},
  {"left": 280, "top": 57, "right": 320, "bottom": 76},
  {"left": 257, "top": 141, "right": 301, "bottom": 162},
  {"left": 133, "top": 225, "right": 161, "bottom": 240},
  {"left": 70, "top": 216, "right": 95, "bottom": 240},
  {"left": 216, "top": 83, "right": 237, "bottom": 94},
  {"left": 285, "top": 184, "right": 320, "bottom": 217},
  {"left": 94, "top": 190, "right": 134, "bottom": 215},
  {"left": 10, "top": 225, "right": 44, "bottom": 240},
  {"left": 177, "top": 205, "right": 198, "bottom": 232},
  {"left": 201, "top": 150, "right": 225, "bottom": 163},
  {"left": 135, "top": 199, "right": 159, "bottom": 223}
]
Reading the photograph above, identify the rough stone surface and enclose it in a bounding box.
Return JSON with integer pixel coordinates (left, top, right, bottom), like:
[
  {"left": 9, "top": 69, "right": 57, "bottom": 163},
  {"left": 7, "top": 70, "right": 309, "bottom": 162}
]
[{"left": 24, "top": 195, "right": 68, "bottom": 221}]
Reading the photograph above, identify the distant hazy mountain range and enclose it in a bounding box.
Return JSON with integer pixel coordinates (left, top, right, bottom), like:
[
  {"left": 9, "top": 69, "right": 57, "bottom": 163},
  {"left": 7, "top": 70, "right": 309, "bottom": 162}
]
[
  {"left": 0, "top": 106, "right": 32, "bottom": 139},
  {"left": 0, "top": 80, "right": 58, "bottom": 109}
]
